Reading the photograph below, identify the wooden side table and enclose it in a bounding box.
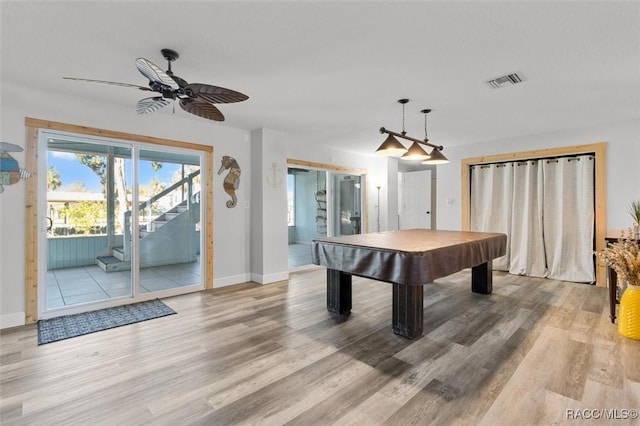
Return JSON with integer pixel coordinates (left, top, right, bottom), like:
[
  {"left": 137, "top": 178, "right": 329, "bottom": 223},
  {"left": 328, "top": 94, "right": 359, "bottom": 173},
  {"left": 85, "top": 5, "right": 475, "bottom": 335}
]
[{"left": 605, "top": 230, "right": 638, "bottom": 323}]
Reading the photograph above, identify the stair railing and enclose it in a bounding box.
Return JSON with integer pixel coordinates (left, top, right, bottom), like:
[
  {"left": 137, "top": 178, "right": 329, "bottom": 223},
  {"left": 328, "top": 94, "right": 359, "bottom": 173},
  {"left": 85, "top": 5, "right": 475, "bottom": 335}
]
[{"left": 123, "top": 169, "right": 200, "bottom": 259}]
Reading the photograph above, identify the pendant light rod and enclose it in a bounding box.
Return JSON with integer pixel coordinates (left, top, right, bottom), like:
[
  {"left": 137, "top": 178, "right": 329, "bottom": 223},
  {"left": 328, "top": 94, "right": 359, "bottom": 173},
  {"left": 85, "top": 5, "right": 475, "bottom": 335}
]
[{"left": 379, "top": 127, "right": 443, "bottom": 151}]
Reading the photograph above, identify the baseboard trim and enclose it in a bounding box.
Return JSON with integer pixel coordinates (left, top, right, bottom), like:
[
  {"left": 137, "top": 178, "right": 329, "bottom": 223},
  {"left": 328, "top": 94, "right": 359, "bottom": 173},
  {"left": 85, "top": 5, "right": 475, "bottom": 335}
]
[
  {"left": 251, "top": 271, "right": 289, "bottom": 285},
  {"left": 214, "top": 273, "right": 252, "bottom": 288},
  {"left": 1, "top": 312, "right": 26, "bottom": 329}
]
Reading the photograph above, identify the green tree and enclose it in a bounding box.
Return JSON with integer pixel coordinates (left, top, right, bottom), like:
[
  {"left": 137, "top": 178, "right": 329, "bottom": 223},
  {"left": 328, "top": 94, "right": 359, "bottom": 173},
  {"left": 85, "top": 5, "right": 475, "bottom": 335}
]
[
  {"left": 47, "top": 166, "right": 62, "bottom": 191},
  {"left": 62, "top": 201, "right": 106, "bottom": 234},
  {"left": 76, "top": 154, "right": 107, "bottom": 183},
  {"left": 76, "top": 154, "right": 128, "bottom": 233},
  {"left": 140, "top": 177, "right": 166, "bottom": 197},
  {"left": 140, "top": 177, "right": 166, "bottom": 215}
]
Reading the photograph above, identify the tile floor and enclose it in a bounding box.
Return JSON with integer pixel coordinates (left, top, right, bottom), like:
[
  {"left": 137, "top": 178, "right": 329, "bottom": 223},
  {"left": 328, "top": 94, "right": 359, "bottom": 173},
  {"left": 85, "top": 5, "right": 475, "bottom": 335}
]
[
  {"left": 48, "top": 247, "right": 312, "bottom": 309},
  {"left": 46, "top": 259, "right": 201, "bottom": 309}
]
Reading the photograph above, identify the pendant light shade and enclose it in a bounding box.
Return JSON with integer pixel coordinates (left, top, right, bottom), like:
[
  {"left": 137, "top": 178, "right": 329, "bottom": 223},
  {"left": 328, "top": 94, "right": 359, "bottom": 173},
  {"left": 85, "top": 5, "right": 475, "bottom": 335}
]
[
  {"left": 422, "top": 148, "right": 449, "bottom": 164},
  {"left": 376, "top": 100, "right": 448, "bottom": 165},
  {"left": 375, "top": 134, "right": 408, "bottom": 156},
  {"left": 401, "top": 141, "right": 431, "bottom": 161}
]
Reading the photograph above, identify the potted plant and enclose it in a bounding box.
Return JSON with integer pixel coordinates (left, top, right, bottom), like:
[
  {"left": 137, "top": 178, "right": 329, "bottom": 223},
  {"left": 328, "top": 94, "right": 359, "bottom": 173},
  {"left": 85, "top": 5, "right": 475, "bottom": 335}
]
[{"left": 597, "top": 228, "right": 640, "bottom": 339}]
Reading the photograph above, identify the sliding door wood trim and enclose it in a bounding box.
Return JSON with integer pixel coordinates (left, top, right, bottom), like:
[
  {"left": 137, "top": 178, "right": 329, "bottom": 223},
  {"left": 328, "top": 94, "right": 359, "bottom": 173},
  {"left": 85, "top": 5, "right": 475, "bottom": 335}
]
[
  {"left": 287, "top": 158, "right": 367, "bottom": 175},
  {"left": 205, "top": 150, "right": 214, "bottom": 290},
  {"left": 461, "top": 142, "right": 607, "bottom": 287},
  {"left": 24, "top": 117, "right": 214, "bottom": 323},
  {"left": 25, "top": 125, "right": 39, "bottom": 324},
  {"left": 25, "top": 118, "right": 213, "bottom": 153}
]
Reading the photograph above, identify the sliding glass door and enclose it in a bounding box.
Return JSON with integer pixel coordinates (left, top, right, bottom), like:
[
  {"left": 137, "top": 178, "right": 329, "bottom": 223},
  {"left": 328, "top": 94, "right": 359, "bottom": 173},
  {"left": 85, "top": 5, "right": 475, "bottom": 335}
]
[
  {"left": 40, "top": 131, "right": 204, "bottom": 317},
  {"left": 136, "top": 149, "right": 202, "bottom": 293},
  {"left": 287, "top": 166, "right": 364, "bottom": 269}
]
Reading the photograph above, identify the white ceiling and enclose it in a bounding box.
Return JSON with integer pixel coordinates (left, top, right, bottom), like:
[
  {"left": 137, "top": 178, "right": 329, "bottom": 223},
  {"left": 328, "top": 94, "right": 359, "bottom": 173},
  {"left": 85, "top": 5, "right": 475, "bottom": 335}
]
[{"left": 2, "top": 1, "right": 639, "bottom": 156}]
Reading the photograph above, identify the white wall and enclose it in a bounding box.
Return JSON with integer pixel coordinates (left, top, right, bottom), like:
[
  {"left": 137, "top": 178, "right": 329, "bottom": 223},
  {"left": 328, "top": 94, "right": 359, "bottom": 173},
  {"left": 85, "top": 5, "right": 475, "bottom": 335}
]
[
  {"left": 250, "top": 128, "right": 290, "bottom": 284},
  {"left": 436, "top": 118, "right": 640, "bottom": 231}
]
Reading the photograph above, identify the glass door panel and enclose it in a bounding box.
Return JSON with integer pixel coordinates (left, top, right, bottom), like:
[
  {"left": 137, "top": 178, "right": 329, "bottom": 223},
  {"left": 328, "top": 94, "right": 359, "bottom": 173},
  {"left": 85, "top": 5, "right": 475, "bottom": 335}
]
[
  {"left": 136, "top": 149, "right": 202, "bottom": 293},
  {"left": 287, "top": 169, "right": 325, "bottom": 268},
  {"left": 331, "top": 173, "right": 362, "bottom": 236},
  {"left": 46, "top": 138, "right": 132, "bottom": 310}
]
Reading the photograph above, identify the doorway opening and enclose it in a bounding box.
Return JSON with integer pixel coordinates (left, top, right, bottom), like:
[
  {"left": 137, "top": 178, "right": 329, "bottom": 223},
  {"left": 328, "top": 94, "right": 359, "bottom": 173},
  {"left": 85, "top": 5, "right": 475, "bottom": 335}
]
[
  {"left": 398, "top": 170, "right": 432, "bottom": 230},
  {"left": 286, "top": 160, "right": 367, "bottom": 270}
]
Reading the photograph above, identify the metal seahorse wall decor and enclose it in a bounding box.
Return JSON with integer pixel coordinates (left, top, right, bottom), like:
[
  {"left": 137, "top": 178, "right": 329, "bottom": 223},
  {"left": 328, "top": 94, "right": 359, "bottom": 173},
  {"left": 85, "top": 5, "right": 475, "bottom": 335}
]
[{"left": 218, "top": 156, "right": 241, "bottom": 208}]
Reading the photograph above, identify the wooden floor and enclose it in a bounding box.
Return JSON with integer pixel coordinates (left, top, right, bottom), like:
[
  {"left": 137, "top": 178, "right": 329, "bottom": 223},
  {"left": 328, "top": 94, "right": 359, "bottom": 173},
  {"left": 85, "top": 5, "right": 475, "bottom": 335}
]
[{"left": 1, "top": 268, "right": 639, "bottom": 425}]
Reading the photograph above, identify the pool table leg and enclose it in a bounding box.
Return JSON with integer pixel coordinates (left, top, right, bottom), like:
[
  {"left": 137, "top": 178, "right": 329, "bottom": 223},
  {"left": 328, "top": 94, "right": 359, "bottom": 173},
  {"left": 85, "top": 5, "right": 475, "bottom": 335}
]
[
  {"left": 326, "top": 269, "right": 352, "bottom": 315},
  {"left": 471, "top": 261, "right": 493, "bottom": 294},
  {"left": 392, "top": 283, "right": 424, "bottom": 339}
]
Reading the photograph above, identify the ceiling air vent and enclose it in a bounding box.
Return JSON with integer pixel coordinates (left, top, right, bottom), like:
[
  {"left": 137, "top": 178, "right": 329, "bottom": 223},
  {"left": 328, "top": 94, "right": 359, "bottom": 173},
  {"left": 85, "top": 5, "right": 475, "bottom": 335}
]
[{"left": 486, "top": 72, "right": 524, "bottom": 89}]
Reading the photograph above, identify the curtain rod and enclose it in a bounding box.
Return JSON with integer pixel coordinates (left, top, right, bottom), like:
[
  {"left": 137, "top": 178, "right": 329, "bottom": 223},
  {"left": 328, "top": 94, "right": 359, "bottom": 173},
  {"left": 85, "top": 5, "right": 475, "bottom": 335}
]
[{"left": 469, "top": 152, "right": 595, "bottom": 168}]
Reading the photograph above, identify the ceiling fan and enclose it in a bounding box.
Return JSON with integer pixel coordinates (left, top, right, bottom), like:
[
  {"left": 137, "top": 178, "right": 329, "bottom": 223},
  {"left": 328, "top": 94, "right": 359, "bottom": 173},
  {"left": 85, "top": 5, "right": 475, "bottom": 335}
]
[{"left": 63, "top": 48, "right": 248, "bottom": 121}]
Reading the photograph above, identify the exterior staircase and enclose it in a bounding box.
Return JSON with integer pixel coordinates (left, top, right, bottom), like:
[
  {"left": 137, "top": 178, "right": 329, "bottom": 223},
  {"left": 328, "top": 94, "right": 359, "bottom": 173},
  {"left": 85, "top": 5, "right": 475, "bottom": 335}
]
[{"left": 96, "top": 170, "right": 200, "bottom": 273}]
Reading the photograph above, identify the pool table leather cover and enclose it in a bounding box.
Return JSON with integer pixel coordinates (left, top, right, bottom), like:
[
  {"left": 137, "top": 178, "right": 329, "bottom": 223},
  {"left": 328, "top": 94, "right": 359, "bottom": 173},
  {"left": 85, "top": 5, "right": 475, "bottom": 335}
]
[{"left": 312, "top": 229, "right": 507, "bottom": 285}]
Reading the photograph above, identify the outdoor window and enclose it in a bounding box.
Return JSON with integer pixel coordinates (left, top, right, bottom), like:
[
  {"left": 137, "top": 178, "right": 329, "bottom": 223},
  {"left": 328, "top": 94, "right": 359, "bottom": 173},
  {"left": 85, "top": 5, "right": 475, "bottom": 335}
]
[{"left": 287, "top": 173, "right": 295, "bottom": 226}]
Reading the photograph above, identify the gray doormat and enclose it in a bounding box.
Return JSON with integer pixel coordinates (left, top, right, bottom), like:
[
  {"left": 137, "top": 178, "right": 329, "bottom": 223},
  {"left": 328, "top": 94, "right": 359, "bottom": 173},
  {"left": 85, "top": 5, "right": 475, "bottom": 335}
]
[{"left": 37, "top": 299, "right": 176, "bottom": 345}]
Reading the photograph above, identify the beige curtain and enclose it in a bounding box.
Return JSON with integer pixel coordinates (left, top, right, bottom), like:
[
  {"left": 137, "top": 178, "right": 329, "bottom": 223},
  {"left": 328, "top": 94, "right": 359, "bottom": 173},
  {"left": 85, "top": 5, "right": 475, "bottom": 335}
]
[
  {"left": 470, "top": 155, "right": 595, "bottom": 283},
  {"left": 542, "top": 156, "right": 595, "bottom": 282},
  {"left": 470, "top": 163, "right": 513, "bottom": 271},
  {"left": 509, "top": 160, "right": 547, "bottom": 278}
]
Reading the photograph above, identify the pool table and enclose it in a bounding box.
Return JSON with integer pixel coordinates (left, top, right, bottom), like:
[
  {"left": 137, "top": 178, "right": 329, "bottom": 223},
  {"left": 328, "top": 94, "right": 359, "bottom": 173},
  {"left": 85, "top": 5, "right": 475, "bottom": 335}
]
[{"left": 311, "top": 229, "right": 507, "bottom": 339}]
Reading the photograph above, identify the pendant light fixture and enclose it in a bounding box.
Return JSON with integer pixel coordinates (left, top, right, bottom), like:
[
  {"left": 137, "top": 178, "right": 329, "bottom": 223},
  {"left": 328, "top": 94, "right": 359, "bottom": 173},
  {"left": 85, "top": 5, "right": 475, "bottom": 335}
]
[
  {"left": 375, "top": 99, "right": 410, "bottom": 156},
  {"left": 376, "top": 100, "right": 448, "bottom": 164}
]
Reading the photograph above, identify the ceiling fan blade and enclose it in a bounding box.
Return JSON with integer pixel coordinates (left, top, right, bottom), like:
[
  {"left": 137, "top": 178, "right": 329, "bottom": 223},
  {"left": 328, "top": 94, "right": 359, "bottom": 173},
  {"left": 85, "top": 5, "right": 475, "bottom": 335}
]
[
  {"left": 63, "top": 77, "right": 151, "bottom": 91},
  {"left": 185, "top": 83, "right": 249, "bottom": 104},
  {"left": 135, "top": 58, "right": 179, "bottom": 90},
  {"left": 136, "top": 97, "right": 171, "bottom": 114},
  {"left": 170, "top": 74, "right": 189, "bottom": 89},
  {"left": 180, "top": 99, "right": 225, "bottom": 121}
]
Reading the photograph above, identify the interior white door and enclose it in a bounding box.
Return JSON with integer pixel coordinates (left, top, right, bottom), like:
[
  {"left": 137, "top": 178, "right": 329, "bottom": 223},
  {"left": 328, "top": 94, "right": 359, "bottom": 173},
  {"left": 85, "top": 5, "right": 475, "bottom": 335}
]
[{"left": 398, "top": 170, "right": 431, "bottom": 229}]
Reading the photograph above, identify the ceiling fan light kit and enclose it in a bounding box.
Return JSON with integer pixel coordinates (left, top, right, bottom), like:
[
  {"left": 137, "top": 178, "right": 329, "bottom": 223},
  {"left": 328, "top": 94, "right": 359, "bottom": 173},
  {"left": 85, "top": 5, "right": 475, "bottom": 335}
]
[
  {"left": 64, "top": 48, "right": 249, "bottom": 122},
  {"left": 376, "top": 100, "right": 449, "bottom": 164}
]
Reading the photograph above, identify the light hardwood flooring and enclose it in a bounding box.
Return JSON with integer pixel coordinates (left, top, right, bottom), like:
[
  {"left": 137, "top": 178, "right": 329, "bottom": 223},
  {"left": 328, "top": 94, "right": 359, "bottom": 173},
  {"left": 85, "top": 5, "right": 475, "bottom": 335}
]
[{"left": 1, "top": 268, "right": 639, "bottom": 425}]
